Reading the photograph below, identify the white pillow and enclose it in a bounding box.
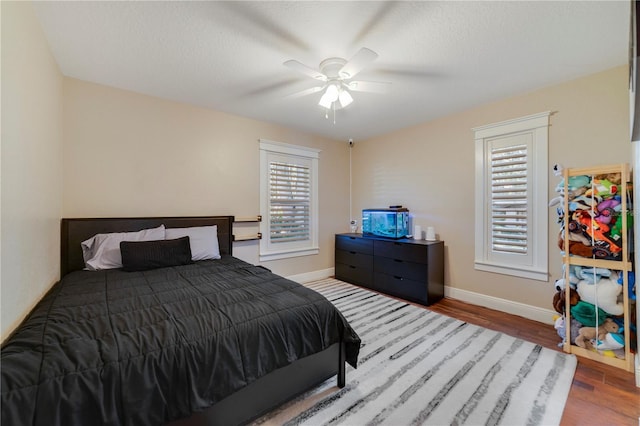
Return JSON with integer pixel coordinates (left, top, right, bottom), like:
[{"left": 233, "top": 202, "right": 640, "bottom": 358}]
[
  {"left": 165, "top": 225, "right": 221, "bottom": 261},
  {"left": 81, "top": 225, "right": 166, "bottom": 270}
]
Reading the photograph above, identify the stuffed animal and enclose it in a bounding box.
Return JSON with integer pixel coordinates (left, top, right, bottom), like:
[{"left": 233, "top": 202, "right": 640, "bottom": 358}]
[
  {"left": 585, "top": 178, "right": 618, "bottom": 198},
  {"left": 558, "top": 220, "right": 592, "bottom": 247},
  {"left": 552, "top": 287, "right": 580, "bottom": 314},
  {"left": 596, "top": 331, "right": 625, "bottom": 350},
  {"left": 575, "top": 318, "right": 619, "bottom": 350},
  {"left": 595, "top": 197, "right": 621, "bottom": 225},
  {"left": 569, "top": 194, "right": 602, "bottom": 212},
  {"left": 549, "top": 166, "right": 591, "bottom": 207},
  {"left": 594, "top": 173, "right": 621, "bottom": 185},
  {"left": 576, "top": 274, "right": 623, "bottom": 316},
  {"left": 555, "top": 277, "right": 575, "bottom": 291},
  {"left": 572, "top": 266, "right": 611, "bottom": 284},
  {"left": 572, "top": 211, "right": 622, "bottom": 257},
  {"left": 553, "top": 315, "right": 582, "bottom": 346},
  {"left": 608, "top": 211, "right": 632, "bottom": 241},
  {"left": 558, "top": 239, "right": 593, "bottom": 258},
  {"left": 570, "top": 301, "right": 608, "bottom": 327},
  {"left": 548, "top": 186, "right": 587, "bottom": 207},
  {"left": 552, "top": 163, "right": 564, "bottom": 177},
  {"left": 617, "top": 271, "right": 636, "bottom": 301}
]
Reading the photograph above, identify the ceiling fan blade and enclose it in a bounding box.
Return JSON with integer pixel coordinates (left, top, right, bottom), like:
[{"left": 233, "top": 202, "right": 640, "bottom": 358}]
[
  {"left": 285, "top": 86, "right": 325, "bottom": 99},
  {"left": 283, "top": 60, "right": 327, "bottom": 81},
  {"left": 347, "top": 80, "right": 391, "bottom": 93},
  {"left": 339, "top": 47, "right": 379, "bottom": 79}
]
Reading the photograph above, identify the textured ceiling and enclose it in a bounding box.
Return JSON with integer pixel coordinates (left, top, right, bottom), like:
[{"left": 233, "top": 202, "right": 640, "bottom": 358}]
[{"left": 33, "top": 1, "right": 630, "bottom": 142}]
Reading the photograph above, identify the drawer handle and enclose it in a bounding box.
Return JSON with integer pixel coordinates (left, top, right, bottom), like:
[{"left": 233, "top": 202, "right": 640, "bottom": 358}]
[
  {"left": 393, "top": 276, "right": 404, "bottom": 280},
  {"left": 394, "top": 259, "right": 403, "bottom": 263},
  {"left": 349, "top": 237, "right": 356, "bottom": 240},
  {"left": 349, "top": 265, "right": 356, "bottom": 269},
  {"left": 350, "top": 251, "right": 356, "bottom": 254}
]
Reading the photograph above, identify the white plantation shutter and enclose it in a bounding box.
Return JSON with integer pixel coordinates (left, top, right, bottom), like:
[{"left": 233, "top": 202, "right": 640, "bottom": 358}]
[
  {"left": 490, "top": 144, "right": 528, "bottom": 255},
  {"left": 269, "top": 161, "right": 310, "bottom": 243},
  {"left": 259, "top": 140, "right": 319, "bottom": 261},
  {"left": 474, "top": 112, "right": 549, "bottom": 281}
]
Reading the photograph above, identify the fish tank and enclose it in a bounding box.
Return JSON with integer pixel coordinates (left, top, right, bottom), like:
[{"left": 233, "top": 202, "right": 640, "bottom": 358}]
[{"left": 362, "top": 208, "right": 409, "bottom": 239}]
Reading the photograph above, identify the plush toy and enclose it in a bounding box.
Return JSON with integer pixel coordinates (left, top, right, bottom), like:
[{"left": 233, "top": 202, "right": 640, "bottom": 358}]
[
  {"left": 608, "top": 211, "right": 633, "bottom": 241},
  {"left": 594, "top": 173, "right": 621, "bottom": 185},
  {"left": 553, "top": 315, "right": 582, "bottom": 346},
  {"left": 594, "top": 197, "right": 621, "bottom": 225},
  {"left": 552, "top": 163, "right": 564, "bottom": 176},
  {"left": 573, "top": 209, "right": 610, "bottom": 233},
  {"left": 570, "top": 301, "right": 608, "bottom": 327},
  {"left": 617, "top": 271, "right": 636, "bottom": 301},
  {"left": 575, "top": 317, "right": 619, "bottom": 350},
  {"left": 549, "top": 166, "right": 591, "bottom": 207},
  {"left": 558, "top": 220, "right": 592, "bottom": 247},
  {"left": 585, "top": 178, "right": 618, "bottom": 198},
  {"left": 548, "top": 186, "right": 587, "bottom": 207},
  {"left": 576, "top": 274, "right": 623, "bottom": 316},
  {"left": 559, "top": 239, "right": 593, "bottom": 258},
  {"left": 548, "top": 165, "right": 587, "bottom": 207},
  {"left": 572, "top": 211, "right": 622, "bottom": 257},
  {"left": 552, "top": 286, "right": 580, "bottom": 314},
  {"left": 555, "top": 277, "right": 576, "bottom": 291},
  {"left": 572, "top": 266, "right": 611, "bottom": 284},
  {"left": 561, "top": 175, "right": 591, "bottom": 191},
  {"left": 596, "top": 331, "right": 625, "bottom": 350},
  {"left": 556, "top": 266, "right": 612, "bottom": 287},
  {"left": 569, "top": 194, "right": 602, "bottom": 212}
]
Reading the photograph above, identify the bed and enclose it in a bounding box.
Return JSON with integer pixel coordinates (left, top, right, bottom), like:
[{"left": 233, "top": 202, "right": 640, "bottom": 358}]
[{"left": 1, "top": 216, "right": 360, "bottom": 426}]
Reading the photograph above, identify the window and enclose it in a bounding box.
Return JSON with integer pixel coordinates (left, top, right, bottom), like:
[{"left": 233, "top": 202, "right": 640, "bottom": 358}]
[
  {"left": 473, "top": 112, "right": 550, "bottom": 281},
  {"left": 259, "top": 139, "right": 320, "bottom": 261}
]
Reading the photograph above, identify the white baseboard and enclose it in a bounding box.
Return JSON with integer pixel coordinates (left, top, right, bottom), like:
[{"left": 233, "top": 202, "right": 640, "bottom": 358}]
[
  {"left": 286, "top": 267, "right": 334, "bottom": 284},
  {"left": 445, "top": 286, "right": 557, "bottom": 325},
  {"left": 636, "top": 353, "right": 640, "bottom": 388}
]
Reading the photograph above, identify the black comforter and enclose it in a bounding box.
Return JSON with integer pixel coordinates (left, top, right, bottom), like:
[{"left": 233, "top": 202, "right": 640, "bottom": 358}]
[{"left": 1, "top": 256, "right": 360, "bottom": 426}]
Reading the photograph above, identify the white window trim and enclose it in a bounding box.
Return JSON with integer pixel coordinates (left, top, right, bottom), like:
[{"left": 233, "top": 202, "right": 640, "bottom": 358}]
[
  {"left": 259, "top": 139, "right": 320, "bottom": 262},
  {"left": 473, "top": 112, "right": 550, "bottom": 281}
]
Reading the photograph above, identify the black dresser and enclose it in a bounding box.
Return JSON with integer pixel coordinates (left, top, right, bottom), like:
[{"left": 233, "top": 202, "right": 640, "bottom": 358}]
[{"left": 335, "top": 233, "right": 444, "bottom": 306}]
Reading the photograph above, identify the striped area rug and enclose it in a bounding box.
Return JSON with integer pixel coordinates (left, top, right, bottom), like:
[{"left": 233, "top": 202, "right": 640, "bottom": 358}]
[{"left": 255, "top": 278, "right": 577, "bottom": 426}]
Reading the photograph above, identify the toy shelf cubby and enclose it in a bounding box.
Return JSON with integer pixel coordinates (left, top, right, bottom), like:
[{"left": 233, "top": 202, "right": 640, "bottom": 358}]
[{"left": 561, "top": 163, "right": 634, "bottom": 372}]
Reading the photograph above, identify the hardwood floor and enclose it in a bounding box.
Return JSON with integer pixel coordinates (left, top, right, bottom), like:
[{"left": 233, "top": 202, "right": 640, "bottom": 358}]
[{"left": 426, "top": 297, "right": 640, "bottom": 426}]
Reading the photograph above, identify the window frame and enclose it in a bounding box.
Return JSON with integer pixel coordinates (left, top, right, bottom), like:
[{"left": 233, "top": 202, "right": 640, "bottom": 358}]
[
  {"left": 259, "top": 139, "right": 320, "bottom": 262},
  {"left": 473, "top": 112, "right": 550, "bottom": 281}
]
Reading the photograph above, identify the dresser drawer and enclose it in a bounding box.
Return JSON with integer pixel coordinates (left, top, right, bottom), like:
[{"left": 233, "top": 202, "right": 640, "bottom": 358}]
[
  {"left": 374, "top": 240, "right": 427, "bottom": 264},
  {"left": 374, "top": 256, "right": 427, "bottom": 282},
  {"left": 335, "top": 262, "right": 373, "bottom": 286},
  {"left": 374, "top": 272, "right": 428, "bottom": 304},
  {"left": 335, "top": 235, "right": 373, "bottom": 255},
  {"left": 335, "top": 249, "right": 373, "bottom": 269}
]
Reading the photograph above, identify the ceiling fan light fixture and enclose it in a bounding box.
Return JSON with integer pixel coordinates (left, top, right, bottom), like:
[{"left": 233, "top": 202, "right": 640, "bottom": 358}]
[
  {"left": 338, "top": 88, "right": 353, "bottom": 108},
  {"left": 286, "top": 48, "right": 387, "bottom": 115},
  {"left": 318, "top": 92, "right": 333, "bottom": 109},
  {"left": 318, "top": 83, "right": 340, "bottom": 109}
]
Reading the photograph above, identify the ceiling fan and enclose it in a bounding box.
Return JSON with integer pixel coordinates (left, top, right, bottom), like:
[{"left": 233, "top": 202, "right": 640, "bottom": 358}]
[{"left": 284, "top": 47, "right": 390, "bottom": 111}]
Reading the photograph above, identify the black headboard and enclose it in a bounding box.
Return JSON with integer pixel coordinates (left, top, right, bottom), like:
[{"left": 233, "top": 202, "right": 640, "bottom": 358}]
[{"left": 61, "top": 216, "right": 234, "bottom": 277}]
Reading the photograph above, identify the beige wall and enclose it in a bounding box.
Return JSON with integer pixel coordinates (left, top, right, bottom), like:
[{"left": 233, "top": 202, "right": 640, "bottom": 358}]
[
  {"left": 1, "top": 2, "right": 64, "bottom": 340},
  {"left": 63, "top": 78, "right": 350, "bottom": 277},
  {"left": 353, "top": 66, "right": 631, "bottom": 313}
]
